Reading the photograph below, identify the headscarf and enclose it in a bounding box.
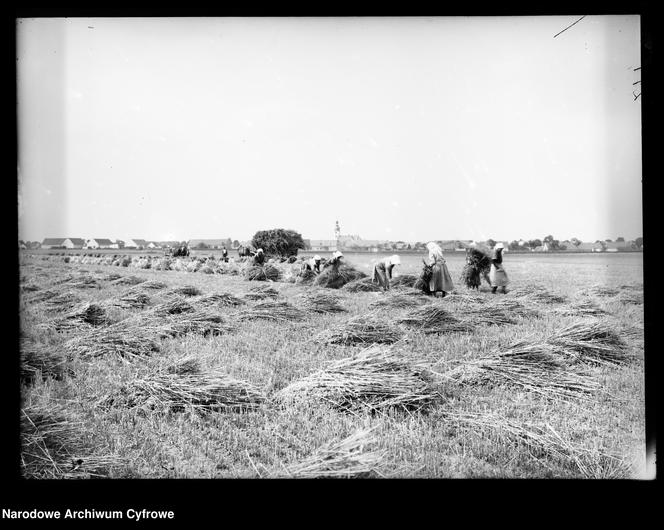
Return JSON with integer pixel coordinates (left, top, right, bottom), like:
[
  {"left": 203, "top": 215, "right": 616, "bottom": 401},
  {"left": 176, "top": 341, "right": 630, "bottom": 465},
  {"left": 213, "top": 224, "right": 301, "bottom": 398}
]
[
  {"left": 257, "top": 248, "right": 264, "bottom": 254},
  {"left": 332, "top": 251, "right": 344, "bottom": 260},
  {"left": 426, "top": 242, "right": 444, "bottom": 260},
  {"left": 494, "top": 243, "right": 504, "bottom": 250},
  {"left": 388, "top": 254, "right": 401, "bottom": 266},
  {"left": 314, "top": 255, "right": 321, "bottom": 261}
]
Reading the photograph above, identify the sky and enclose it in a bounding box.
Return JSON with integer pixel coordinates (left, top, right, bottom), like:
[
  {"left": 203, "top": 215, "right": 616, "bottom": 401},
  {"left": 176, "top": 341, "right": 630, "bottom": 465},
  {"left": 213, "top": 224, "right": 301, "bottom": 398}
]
[{"left": 16, "top": 16, "right": 643, "bottom": 244}]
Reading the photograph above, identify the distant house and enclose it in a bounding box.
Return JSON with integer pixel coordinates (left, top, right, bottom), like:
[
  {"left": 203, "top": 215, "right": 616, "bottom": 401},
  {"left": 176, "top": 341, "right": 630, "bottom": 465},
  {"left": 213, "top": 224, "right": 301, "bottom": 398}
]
[
  {"left": 125, "top": 239, "right": 149, "bottom": 249},
  {"left": 188, "top": 238, "right": 232, "bottom": 250},
  {"left": 342, "top": 239, "right": 387, "bottom": 252},
  {"left": 147, "top": 242, "right": 161, "bottom": 249},
  {"left": 41, "top": 238, "right": 86, "bottom": 249},
  {"left": 85, "top": 238, "right": 114, "bottom": 249},
  {"left": 158, "top": 241, "right": 180, "bottom": 249}
]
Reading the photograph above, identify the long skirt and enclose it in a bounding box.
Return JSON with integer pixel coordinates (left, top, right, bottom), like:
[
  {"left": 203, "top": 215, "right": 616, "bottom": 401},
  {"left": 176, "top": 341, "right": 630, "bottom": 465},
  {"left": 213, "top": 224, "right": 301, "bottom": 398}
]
[
  {"left": 489, "top": 264, "right": 509, "bottom": 287},
  {"left": 430, "top": 262, "right": 454, "bottom": 293},
  {"left": 372, "top": 265, "right": 389, "bottom": 288}
]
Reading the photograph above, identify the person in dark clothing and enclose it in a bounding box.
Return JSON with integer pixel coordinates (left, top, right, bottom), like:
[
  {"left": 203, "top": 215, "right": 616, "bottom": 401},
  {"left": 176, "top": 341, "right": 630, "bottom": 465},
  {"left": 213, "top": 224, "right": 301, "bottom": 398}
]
[
  {"left": 221, "top": 246, "right": 228, "bottom": 262},
  {"left": 252, "top": 248, "right": 266, "bottom": 266},
  {"left": 489, "top": 243, "right": 509, "bottom": 294}
]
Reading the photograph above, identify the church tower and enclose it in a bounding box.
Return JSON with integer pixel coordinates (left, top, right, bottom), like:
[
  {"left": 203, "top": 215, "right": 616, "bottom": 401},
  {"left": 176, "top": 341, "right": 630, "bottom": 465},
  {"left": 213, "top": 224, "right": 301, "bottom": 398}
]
[{"left": 334, "top": 220, "right": 341, "bottom": 241}]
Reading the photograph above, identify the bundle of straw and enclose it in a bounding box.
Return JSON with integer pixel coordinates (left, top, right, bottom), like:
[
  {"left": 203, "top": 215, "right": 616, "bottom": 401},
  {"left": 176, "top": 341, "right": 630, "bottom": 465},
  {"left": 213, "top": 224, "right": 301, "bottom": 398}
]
[
  {"left": 21, "top": 402, "right": 125, "bottom": 479},
  {"left": 63, "top": 325, "right": 161, "bottom": 359},
  {"left": 313, "top": 263, "right": 366, "bottom": 289},
  {"left": 617, "top": 292, "right": 643, "bottom": 305},
  {"left": 584, "top": 286, "right": 620, "bottom": 297},
  {"left": 276, "top": 346, "right": 436, "bottom": 412},
  {"left": 457, "top": 305, "right": 517, "bottom": 327},
  {"left": 397, "top": 304, "right": 474, "bottom": 334},
  {"left": 62, "top": 301, "right": 110, "bottom": 326},
  {"left": 105, "top": 272, "right": 122, "bottom": 281},
  {"left": 552, "top": 300, "right": 607, "bottom": 317},
  {"left": 197, "top": 292, "right": 245, "bottom": 307},
  {"left": 295, "top": 291, "right": 347, "bottom": 314},
  {"left": 25, "top": 289, "right": 58, "bottom": 304},
  {"left": 112, "top": 292, "right": 151, "bottom": 309},
  {"left": 110, "top": 275, "right": 146, "bottom": 286},
  {"left": 316, "top": 315, "right": 404, "bottom": 345},
  {"left": 238, "top": 301, "right": 305, "bottom": 322},
  {"left": 284, "top": 427, "right": 385, "bottom": 478},
  {"left": 41, "top": 291, "right": 83, "bottom": 312},
  {"left": 509, "top": 287, "right": 569, "bottom": 304},
  {"left": 244, "top": 264, "right": 282, "bottom": 282},
  {"left": 20, "top": 338, "right": 70, "bottom": 383},
  {"left": 389, "top": 275, "right": 419, "bottom": 288},
  {"left": 440, "top": 409, "right": 629, "bottom": 479},
  {"left": 166, "top": 285, "right": 202, "bottom": 297},
  {"left": 369, "top": 293, "right": 429, "bottom": 310},
  {"left": 66, "top": 275, "right": 101, "bottom": 289},
  {"left": 546, "top": 321, "right": 629, "bottom": 366},
  {"left": 21, "top": 283, "right": 40, "bottom": 292},
  {"left": 413, "top": 263, "right": 433, "bottom": 294},
  {"left": 151, "top": 298, "right": 195, "bottom": 315},
  {"left": 243, "top": 285, "right": 280, "bottom": 300},
  {"left": 295, "top": 269, "right": 317, "bottom": 285},
  {"left": 342, "top": 278, "right": 383, "bottom": 293},
  {"left": 107, "top": 371, "right": 265, "bottom": 412},
  {"left": 138, "top": 280, "right": 167, "bottom": 290},
  {"left": 460, "top": 248, "right": 492, "bottom": 290},
  {"left": 158, "top": 310, "right": 232, "bottom": 338},
  {"left": 444, "top": 341, "right": 599, "bottom": 400},
  {"left": 482, "top": 297, "right": 539, "bottom": 318}
]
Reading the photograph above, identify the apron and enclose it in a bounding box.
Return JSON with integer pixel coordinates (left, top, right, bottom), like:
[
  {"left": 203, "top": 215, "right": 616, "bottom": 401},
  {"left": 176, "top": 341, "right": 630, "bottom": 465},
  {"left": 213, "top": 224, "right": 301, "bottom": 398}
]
[
  {"left": 489, "top": 263, "right": 509, "bottom": 287},
  {"left": 429, "top": 256, "right": 454, "bottom": 293}
]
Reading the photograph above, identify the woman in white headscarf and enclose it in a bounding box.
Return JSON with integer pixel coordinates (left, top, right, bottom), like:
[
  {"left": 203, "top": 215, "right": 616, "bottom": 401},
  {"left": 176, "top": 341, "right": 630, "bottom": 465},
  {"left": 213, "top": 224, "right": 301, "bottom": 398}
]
[
  {"left": 372, "top": 254, "right": 401, "bottom": 291},
  {"left": 426, "top": 242, "right": 454, "bottom": 297},
  {"left": 489, "top": 243, "right": 509, "bottom": 293}
]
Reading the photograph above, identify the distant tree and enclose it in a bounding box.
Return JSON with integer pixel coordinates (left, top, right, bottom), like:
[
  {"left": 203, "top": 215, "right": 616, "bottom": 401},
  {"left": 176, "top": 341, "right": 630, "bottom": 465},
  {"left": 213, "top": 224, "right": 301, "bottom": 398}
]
[
  {"left": 558, "top": 244, "right": 567, "bottom": 250},
  {"left": 528, "top": 239, "right": 542, "bottom": 249},
  {"left": 251, "top": 228, "right": 306, "bottom": 257},
  {"left": 605, "top": 239, "right": 613, "bottom": 243},
  {"left": 195, "top": 243, "right": 209, "bottom": 249},
  {"left": 635, "top": 237, "right": 643, "bottom": 249},
  {"left": 509, "top": 240, "right": 521, "bottom": 250},
  {"left": 486, "top": 239, "right": 496, "bottom": 249},
  {"left": 406, "top": 243, "right": 412, "bottom": 250},
  {"left": 232, "top": 239, "right": 240, "bottom": 248},
  {"left": 570, "top": 237, "right": 582, "bottom": 248}
]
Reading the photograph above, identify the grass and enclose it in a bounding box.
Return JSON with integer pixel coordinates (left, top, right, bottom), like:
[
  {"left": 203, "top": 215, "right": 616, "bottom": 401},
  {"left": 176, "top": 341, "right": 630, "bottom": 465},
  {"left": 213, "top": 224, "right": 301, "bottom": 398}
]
[{"left": 17, "top": 252, "right": 646, "bottom": 479}]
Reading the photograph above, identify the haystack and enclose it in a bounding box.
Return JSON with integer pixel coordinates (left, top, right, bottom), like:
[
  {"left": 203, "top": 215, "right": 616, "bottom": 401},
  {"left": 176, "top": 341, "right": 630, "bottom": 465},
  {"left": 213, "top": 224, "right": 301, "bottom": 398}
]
[
  {"left": 397, "top": 304, "right": 474, "bottom": 334},
  {"left": 284, "top": 427, "right": 385, "bottom": 478},
  {"left": 244, "top": 264, "right": 281, "bottom": 282},
  {"left": 276, "top": 346, "right": 437, "bottom": 412},
  {"left": 313, "top": 263, "right": 366, "bottom": 289},
  {"left": 316, "top": 315, "right": 404, "bottom": 345}
]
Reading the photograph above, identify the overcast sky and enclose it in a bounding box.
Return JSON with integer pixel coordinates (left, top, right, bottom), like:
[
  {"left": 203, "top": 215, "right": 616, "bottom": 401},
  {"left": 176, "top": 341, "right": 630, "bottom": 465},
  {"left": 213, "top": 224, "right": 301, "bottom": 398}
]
[{"left": 17, "top": 16, "right": 642, "bottom": 243}]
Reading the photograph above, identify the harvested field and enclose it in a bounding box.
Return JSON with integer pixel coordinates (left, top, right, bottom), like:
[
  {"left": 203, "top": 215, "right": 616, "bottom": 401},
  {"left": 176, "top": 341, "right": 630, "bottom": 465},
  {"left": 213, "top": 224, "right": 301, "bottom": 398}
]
[{"left": 18, "top": 251, "right": 645, "bottom": 479}]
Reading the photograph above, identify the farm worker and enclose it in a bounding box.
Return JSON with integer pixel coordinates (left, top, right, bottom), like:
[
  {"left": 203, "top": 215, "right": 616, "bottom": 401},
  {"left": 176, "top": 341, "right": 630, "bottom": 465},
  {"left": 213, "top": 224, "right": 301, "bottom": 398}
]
[
  {"left": 221, "top": 246, "right": 228, "bottom": 262},
  {"left": 426, "top": 242, "right": 454, "bottom": 297},
  {"left": 253, "top": 248, "right": 266, "bottom": 266},
  {"left": 302, "top": 255, "right": 322, "bottom": 274},
  {"left": 325, "top": 251, "right": 344, "bottom": 269},
  {"left": 489, "top": 243, "right": 509, "bottom": 294},
  {"left": 372, "top": 255, "right": 401, "bottom": 290}
]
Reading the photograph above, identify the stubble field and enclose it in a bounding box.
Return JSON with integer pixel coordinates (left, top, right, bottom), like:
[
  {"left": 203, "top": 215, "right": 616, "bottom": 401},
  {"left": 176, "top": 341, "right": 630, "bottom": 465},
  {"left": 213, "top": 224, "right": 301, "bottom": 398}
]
[{"left": 18, "top": 251, "right": 646, "bottom": 479}]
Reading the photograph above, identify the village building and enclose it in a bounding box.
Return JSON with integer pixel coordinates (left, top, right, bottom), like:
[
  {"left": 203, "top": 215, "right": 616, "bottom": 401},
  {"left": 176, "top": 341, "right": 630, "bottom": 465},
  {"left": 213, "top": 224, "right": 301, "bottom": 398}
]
[
  {"left": 306, "top": 239, "right": 338, "bottom": 251},
  {"left": 124, "top": 239, "right": 149, "bottom": 249},
  {"left": 85, "top": 238, "right": 115, "bottom": 249},
  {"left": 41, "top": 238, "right": 86, "bottom": 249}
]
